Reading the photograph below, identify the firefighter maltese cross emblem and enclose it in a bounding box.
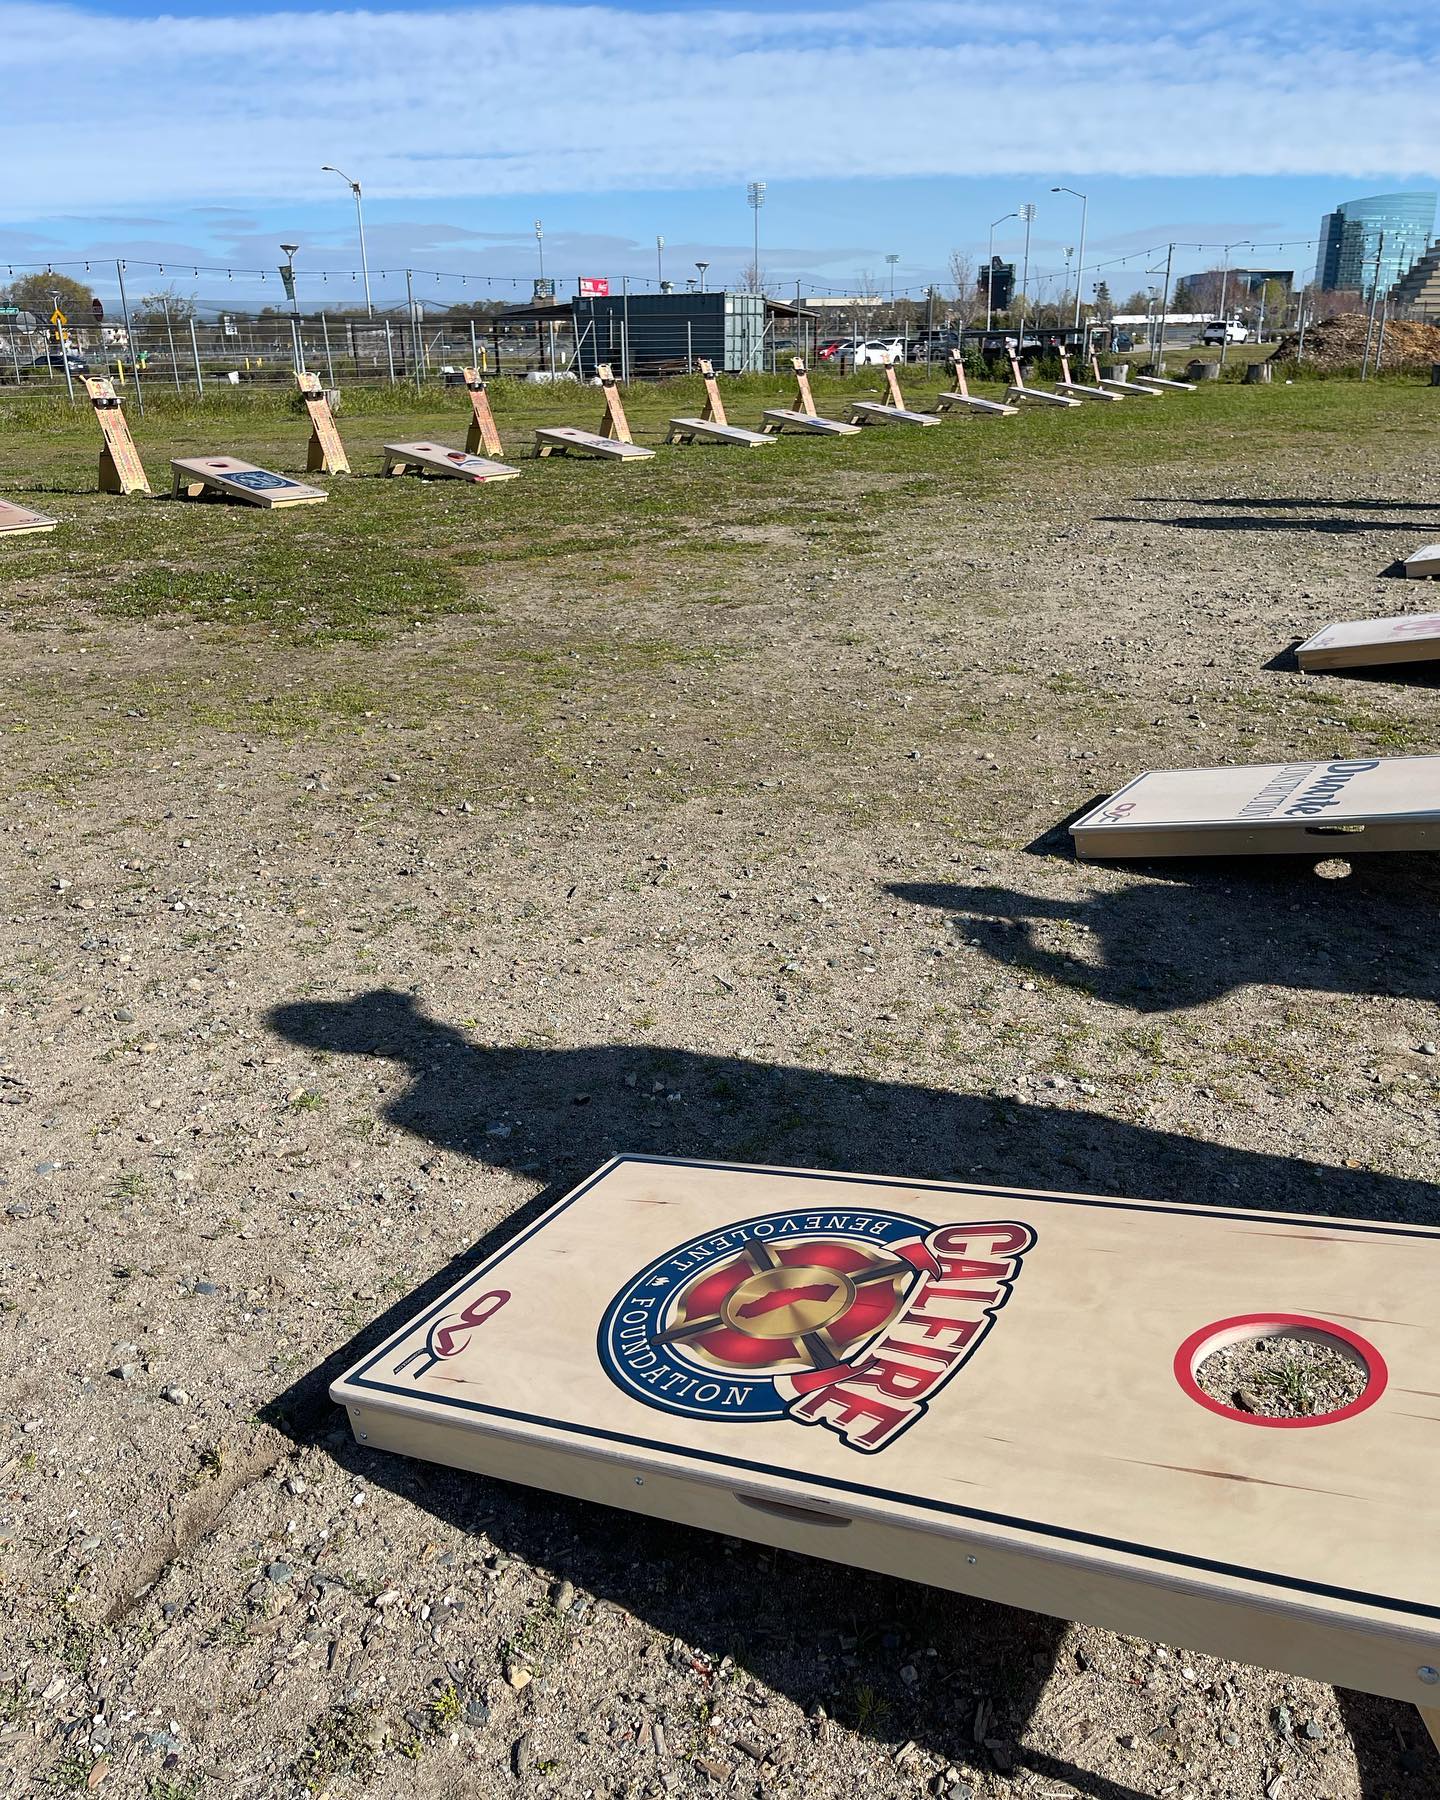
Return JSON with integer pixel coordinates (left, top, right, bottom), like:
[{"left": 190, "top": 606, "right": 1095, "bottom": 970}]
[{"left": 597, "top": 1206, "right": 1034, "bottom": 1453}]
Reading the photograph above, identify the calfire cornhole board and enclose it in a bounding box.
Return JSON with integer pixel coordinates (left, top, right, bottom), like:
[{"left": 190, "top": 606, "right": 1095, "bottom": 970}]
[
  {"left": 1295, "top": 614, "right": 1440, "bottom": 671},
  {"left": 1071, "top": 755, "right": 1440, "bottom": 859},
  {"left": 381, "top": 442, "right": 521, "bottom": 483},
  {"left": 170, "top": 458, "right": 328, "bottom": 509},
  {"left": 668, "top": 358, "right": 773, "bottom": 448},
  {"left": 333, "top": 1155, "right": 1440, "bottom": 1728},
  {"left": 0, "top": 499, "right": 58, "bottom": 536},
  {"left": 297, "top": 373, "right": 350, "bottom": 475},
  {"left": 934, "top": 351, "right": 1017, "bottom": 418},
  {"left": 1403, "top": 544, "right": 1440, "bottom": 580},
  {"left": 847, "top": 357, "right": 940, "bottom": 428},
  {"left": 536, "top": 363, "right": 655, "bottom": 462},
  {"left": 762, "top": 357, "right": 861, "bottom": 437},
  {"left": 83, "top": 376, "right": 151, "bottom": 494}
]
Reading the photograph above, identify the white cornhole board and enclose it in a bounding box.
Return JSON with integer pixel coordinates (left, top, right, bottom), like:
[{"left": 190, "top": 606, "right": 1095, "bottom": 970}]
[
  {"left": 536, "top": 363, "right": 655, "bottom": 462},
  {"left": 1403, "top": 544, "right": 1440, "bottom": 580},
  {"left": 848, "top": 358, "right": 939, "bottom": 427},
  {"left": 762, "top": 358, "right": 861, "bottom": 436},
  {"left": 1071, "top": 755, "right": 1440, "bottom": 859},
  {"left": 0, "top": 499, "right": 58, "bottom": 536},
  {"left": 1053, "top": 352, "right": 1123, "bottom": 403},
  {"left": 170, "top": 457, "right": 327, "bottom": 509},
  {"left": 333, "top": 1154, "right": 1440, "bottom": 1733},
  {"left": 1005, "top": 352, "right": 1079, "bottom": 410},
  {"left": 1092, "top": 353, "right": 1160, "bottom": 397},
  {"left": 669, "top": 359, "right": 773, "bottom": 448},
  {"left": 381, "top": 442, "right": 521, "bottom": 483},
  {"left": 1295, "top": 614, "right": 1440, "bottom": 671},
  {"left": 934, "top": 352, "right": 1017, "bottom": 418},
  {"left": 1133, "top": 374, "right": 1197, "bottom": 392}
]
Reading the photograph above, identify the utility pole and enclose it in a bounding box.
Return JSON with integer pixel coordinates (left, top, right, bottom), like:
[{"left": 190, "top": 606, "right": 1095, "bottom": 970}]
[
  {"left": 1016, "top": 203, "right": 1036, "bottom": 351},
  {"left": 1150, "top": 242, "right": 1174, "bottom": 372},
  {"left": 1361, "top": 231, "right": 1386, "bottom": 380},
  {"left": 321, "top": 166, "right": 372, "bottom": 316}
]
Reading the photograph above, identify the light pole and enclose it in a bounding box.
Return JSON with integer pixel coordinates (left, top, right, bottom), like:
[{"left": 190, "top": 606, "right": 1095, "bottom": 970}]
[
  {"left": 534, "top": 220, "right": 545, "bottom": 286},
  {"left": 1051, "top": 186, "right": 1087, "bottom": 329},
  {"left": 656, "top": 235, "right": 665, "bottom": 288},
  {"left": 886, "top": 252, "right": 899, "bottom": 300},
  {"left": 1214, "top": 241, "right": 1250, "bottom": 367},
  {"left": 695, "top": 260, "right": 709, "bottom": 293},
  {"left": 279, "top": 242, "right": 301, "bottom": 372},
  {"left": 746, "top": 181, "right": 766, "bottom": 294},
  {"left": 321, "top": 165, "right": 372, "bottom": 317},
  {"left": 1017, "top": 203, "right": 1036, "bottom": 348},
  {"left": 987, "top": 211, "right": 1017, "bottom": 329}
]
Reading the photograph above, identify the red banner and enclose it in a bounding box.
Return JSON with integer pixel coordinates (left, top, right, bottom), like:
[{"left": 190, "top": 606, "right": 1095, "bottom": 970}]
[{"left": 578, "top": 277, "right": 610, "bottom": 297}]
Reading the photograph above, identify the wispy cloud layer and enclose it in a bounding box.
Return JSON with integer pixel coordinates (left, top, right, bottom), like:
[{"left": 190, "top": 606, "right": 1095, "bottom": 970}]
[{"left": 4, "top": 0, "right": 1440, "bottom": 217}]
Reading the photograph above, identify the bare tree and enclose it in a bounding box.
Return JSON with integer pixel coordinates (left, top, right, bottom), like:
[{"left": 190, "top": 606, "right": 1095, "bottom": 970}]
[
  {"left": 742, "top": 262, "right": 768, "bottom": 296},
  {"left": 947, "top": 251, "right": 980, "bottom": 327}
]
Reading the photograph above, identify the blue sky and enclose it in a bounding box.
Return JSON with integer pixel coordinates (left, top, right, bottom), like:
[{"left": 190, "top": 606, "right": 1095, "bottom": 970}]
[{"left": 4, "top": 0, "right": 1440, "bottom": 311}]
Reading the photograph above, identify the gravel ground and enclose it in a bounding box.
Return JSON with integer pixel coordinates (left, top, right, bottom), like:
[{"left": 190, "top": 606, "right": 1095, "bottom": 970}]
[
  {"left": 1194, "top": 1336, "right": 1369, "bottom": 1419},
  {"left": 3, "top": 385, "right": 1440, "bottom": 1799}
]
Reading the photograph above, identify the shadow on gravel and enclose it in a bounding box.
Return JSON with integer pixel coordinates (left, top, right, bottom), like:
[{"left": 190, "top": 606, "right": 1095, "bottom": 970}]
[
  {"left": 890, "top": 854, "right": 1440, "bottom": 1013},
  {"left": 1100, "top": 513, "right": 1429, "bottom": 535},
  {"left": 1136, "top": 497, "right": 1440, "bottom": 514},
  {"left": 263, "top": 988, "right": 1440, "bottom": 1796}
]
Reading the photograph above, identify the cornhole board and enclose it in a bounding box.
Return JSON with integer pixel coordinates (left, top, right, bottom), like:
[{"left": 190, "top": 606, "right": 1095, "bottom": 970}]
[
  {"left": 381, "top": 442, "right": 521, "bottom": 483},
  {"left": 668, "top": 359, "right": 773, "bottom": 448},
  {"left": 170, "top": 457, "right": 327, "bottom": 509},
  {"left": 1071, "top": 755, "right": 1440, "bottom": 859},
  {"left": 297, "top": 373, "right": 349, "bottom": 475},
  {"left": 0, "top": 500, "right": 58, "bottom": 536},
  {"left": 1295, "top": 614, "right": 1440, "bottom": 671},
  {"left": 1133, "top": 373, "right": 1196, "bottom": 393},
  {"left": 1403, "top": 544, "right": 1440, "bottom": 580},
  {"left": 462, "top": 368, "right": 504, "bottom": 458},
  {"left": 536, "top": 363, "right": 655, "bottom": 461},
  {"left": 1004, "top": 352, "right": 1079, "bottom": 410},
  {"left": 934, "top": 352, "right": 1017, "bottom": 418},
  {"left": 83, "top": 377, "right": 151, "bottom": 494},
  {"left": 1092, "top": 353, "right": 1160, "bottom": 397},
  {"left": 332, "top": 1154, "right": 1440, "bottom": 1734},
  {"left": 1053, "top": 351, "right": 1122, "bottom": 404},
  {"left": 762, "top": 358, "right": 861, "bottom": 437},
  {"left": 847, "top": 357, "right": 939, "bottom": 427}
]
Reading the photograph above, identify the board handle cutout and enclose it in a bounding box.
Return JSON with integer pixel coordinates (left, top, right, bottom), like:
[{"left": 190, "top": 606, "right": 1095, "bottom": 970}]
[{"left": 735, "top": 1494, "right": 852, "bottom": 1529}]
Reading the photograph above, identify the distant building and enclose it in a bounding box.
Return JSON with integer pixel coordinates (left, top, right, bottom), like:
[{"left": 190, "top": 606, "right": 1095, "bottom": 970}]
[
  {"left": 1182, "top": 268, "right": 1292, "bottom": 297},
  {"left": 1390, "top": 240, "right": 1440, "bottom": 319},
  {"left": 977, "top": 258, "right": 1014, "bottom": 311},
  {"left": 1316, "top": 193, "right": 1436, "bottom": 293}
]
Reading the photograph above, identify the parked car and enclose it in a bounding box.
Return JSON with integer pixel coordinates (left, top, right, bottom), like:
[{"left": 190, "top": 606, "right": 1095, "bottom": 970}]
[
  {"left": 1112, "top": 331, "right": 1134, "bottom": 352},
  {"left": 817, "top": 337, "right": 858, "bottom": 361},
  {"left": 32, "top": 349, "right": 88, "bottom": 374},
  {"left": 851, "top": 337, "right": 905, "bottom": 366},
  {"left": 1201, "top": 320, "right": 1250, "bottom": 345}
]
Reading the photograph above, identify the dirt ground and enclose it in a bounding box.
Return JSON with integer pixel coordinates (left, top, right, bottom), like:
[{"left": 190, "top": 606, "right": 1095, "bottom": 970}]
[{"left": 3, "top": 379, "right": 1440, "bottom": 1800}]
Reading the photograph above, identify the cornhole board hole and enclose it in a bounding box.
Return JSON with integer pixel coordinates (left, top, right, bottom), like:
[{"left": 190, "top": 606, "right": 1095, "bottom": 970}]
[
  {"left": 1403, "top": 544, "right": 1440, "bottom": 580},
  {"left": 1092, "top": 353, "right": 1160, "bottom": 397},
  {"left": 0, "top": 500, "right": 58, "bottom": 536},
  {"left": 381, "top": 442, "right": 521, "bottom": 483},
  {"left": 333, "top": 1154, "right": 1440, "bottom": 1739},
  {"left": 462, "top": 368, "right": 505, "bottom": 458},
  {"left": 536, "top": 363, "right": 655, "bottom": 462},
  {"left": 83, "top": 376, "right": 151, "bottom": 494},
  {"left": 1004, "top": 352, "right": 1079, "bottom": 410},
  {"left": 1053, "top": 351, "right": 1123, "bottom": 404},
  {"left": 934, "top": 351, "right": 1016, "bottom": 418},
  {"left": 1071, "top": 755, "right": 1440, "bottom": 859},
  {"left": 847, "top": 357, "right": 939, "bottom": 428},
  {"left": 1295, "top": 614, "right": 1440, "bottom": 671},
  {"left": 668, "top": 359, "right": 773, "bottom": 448},
  {"left": 762, "top": 358, "right": 861, "bottom": 437},
  {"left": 1133, "top": 373, "right": 1196, "bottom": 393},
  {"left": 170, "top": 457, "right": 328, "bottom": 509},
  {"left": 297, "top": 372, "right": 350, "bottom": 475}
]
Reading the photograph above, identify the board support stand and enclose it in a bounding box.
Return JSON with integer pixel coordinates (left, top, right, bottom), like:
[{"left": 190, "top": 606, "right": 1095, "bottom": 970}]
[
  {"left": 83, "top": 377, "right": 152, "bottom": 494},
  {"left": 297, "top": 373, "right": 350, "bottom": 475},
  {"left": 463, "top": 368, "right": 504, "bottom": 458},
  {"left": 668, "top": 360, "right": 773, "bottom": 447},
  {"left": 1420, "top": 1706, "right": 1440, "bottom": 1754}
]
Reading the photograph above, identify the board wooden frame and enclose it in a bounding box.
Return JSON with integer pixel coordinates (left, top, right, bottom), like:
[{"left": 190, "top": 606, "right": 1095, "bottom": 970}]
[
  {"left": 934, "top": 350, "right": 1017, "bottom": 417},
  {"left": 1133, "top": 373, "right": 1197, "bottom": 392},
  {"left": 761, "top": 358, "right": 861, "bottom": 436},
  {"left": 1403, "top": 544, "right": 1440, "bottom": 580},
  {"left": 462, "top": 368, "right": 504, "bottom": 458},
  {"left": 536, "top": 365, "right": 656, "bottom": 461},
  {"left": 84, "top": 376, "right": 152, "bottom": 494},
  {"left": 847, "top": 356, "right": 939, "bottom": 427},
  {"left": 380, "top": 441, "right": 521, "bottom": 483},
  {"left": 1092, "top": 352, "right": 1160, "bottom": 397},
  {"left": 1053, "top": 350, "right": 1123, "bottom": 403},
  {"left": 296, "top": 373, "right": 349, "bottom": 475},
  {"left": 169, "top": 457, "right": 328, "bottom": 509},
  {"left": 1295, "top": 614, "right": 1440, "bottom": 670},
  {"left": 0, "top": 499, "right": 58, "bottom": 536},
  {"left": 668, "top": 359, "right": 774, "bottom": 447},
  {"left": 1005, "top": 349, "right": 1080, "bottom": 409}
]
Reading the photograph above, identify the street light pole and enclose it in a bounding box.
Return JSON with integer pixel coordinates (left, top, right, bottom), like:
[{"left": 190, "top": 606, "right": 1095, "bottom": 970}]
[
  {"left": 747, "top": 181, "right": 766, "bottom": 294},
  {"left": 534, "top": 220, "right": 545, "bottom": 287},
  {"left": 656, "top": 235, "right": 665, "bottom": 288},
  {"left": 1051, "top": 186, "right": 1088, "bottom": 330},
  {"left": 987, "top": 211, "right": 1017, "bottom": 330},
  {"left": 279, "top": 242, "right": 302, "bottom": 373},
  {"left": 1017, "top": 203, "right": 1036, "bottom": 348},
  {"left": 321, "top": 166, "right": 372, "bottom": 317},
  {"left": 695, "top": 261, "right": 709, "bottom": 293}
]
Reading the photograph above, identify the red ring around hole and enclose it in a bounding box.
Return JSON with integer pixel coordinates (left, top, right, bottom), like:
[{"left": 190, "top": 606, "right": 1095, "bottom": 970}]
[{"left": 1174, "top": 1313, "right": 1387, "bottom": 1430}]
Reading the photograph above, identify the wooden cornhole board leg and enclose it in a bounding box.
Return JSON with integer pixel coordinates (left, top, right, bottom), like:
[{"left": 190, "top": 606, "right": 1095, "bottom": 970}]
[
  {"left": 297, "top": 373, "right": 350, "bottom": 475},
  {"left": 1420, "top": 1706, "right": 1440, "bottom": 1753},
  {"left": 83, "top": 377, "right": 152, "bottom": 495},
  {"left": 463, "top": 369, "right": 504, "bottom": 458}
]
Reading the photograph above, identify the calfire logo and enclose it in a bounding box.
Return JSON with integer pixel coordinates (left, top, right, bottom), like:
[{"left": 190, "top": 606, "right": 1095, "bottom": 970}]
[{"left": 597, "top": 1207, "right": 1034, "bottom": 1454}]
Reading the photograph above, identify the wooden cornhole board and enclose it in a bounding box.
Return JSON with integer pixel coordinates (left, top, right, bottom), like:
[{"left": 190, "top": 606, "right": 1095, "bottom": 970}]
[
  {"left": 762, "top": 358, "right": 861, "bottom": 437},
  {"left": 462, "top": 368, "right": 504, "bottom": 458},
  {"left": 1004, "top": 351, "right": 1079, "bottom": 410},
  {"left": 0, "top": 499, "right": 58, "bottom": 536},
  {"left": 1091, "top": 353, "right": 1160, "bottom": 397},
  {"left": 1403, "top": 544, "right": 1440, "bottom": 580},
  {"left": 1133, "top": 372, "right": 1197, "bottom": 392},
  {"left": 1071, "top": 755, "right": 1440, "bottom": 859},
  {"left": 934, "top": 351, "right": 1017, "bottom": 418},
  {"left": 668, "top": 359, "right": 773, "bottom": 448},
  {"left": 381, "top": 442, "right": 521, "bottom": 483},
  {"left": 535, "top": 363, "right": 655, "bottom": 462},
  {"left": 170, "top": 457, "right": 327, "bottom": 509},
  {"left": 1296, "top": 614, "right": 1440, "bottom": 671},
  {"left": 333, "top": 1154, "right": 1440, "bottom": 1733},
  {"left": 847, "top": 357, "right": 939, "bottom": 427},
  {"left": 83, "top": 376, "right": 151, "bottom": 494},
  {"left": 297, "top": 373, "right": 350, "bottom": 475},
  {"left": 1053, "top": 351, "right": 1122, "bottom": 403}
]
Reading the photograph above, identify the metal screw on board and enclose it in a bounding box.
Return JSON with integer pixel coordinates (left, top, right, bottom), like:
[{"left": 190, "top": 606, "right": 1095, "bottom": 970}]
[
  {"left": 967, "top": 1556, "right": 977, "bottom": 1565},
  {"left": 1419, "top": 1666, "right": 1439, "bottom": 1684}
]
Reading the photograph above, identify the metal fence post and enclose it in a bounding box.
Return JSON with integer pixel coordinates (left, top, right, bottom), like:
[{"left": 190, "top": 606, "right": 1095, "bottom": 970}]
[
  {"left": 686, "top": 320, "right": 692, "bottom": 373},
  {"left": 162, "top": 300, "right": 181, "bottom": 393},
  {"left": 621, "top": 276, "right": 630, "bottom": 382},
  {"left": 405, "top": 269, "right": 422, "bottom": 393},
  {"left": 115, "top": 259, "right": 144, "bottom": 416},
  {"left": 321, "top": 313, "right": 335, "bottom": 388},
  {"left": 384, "top": 320, "right": 396, "bottom": 385},
  {"left": 188, "top": 317, "right": 204, "bottom": 394},
  {"left": 469, "top": 318, "right": 479, "bottom": 373}
]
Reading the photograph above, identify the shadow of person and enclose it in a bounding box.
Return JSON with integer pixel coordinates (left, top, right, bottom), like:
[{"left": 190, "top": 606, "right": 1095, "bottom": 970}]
[{"left": 889, "top": 858, "right": 1440, "bottom": 1013}]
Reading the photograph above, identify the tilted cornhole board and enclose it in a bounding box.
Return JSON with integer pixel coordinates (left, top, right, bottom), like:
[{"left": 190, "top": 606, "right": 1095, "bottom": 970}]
[
  {"left": 297, "top": 372, "right": 350, "bottom": 476},
  {"left": 1071, "top": 755, "right": 1440, "bottom": 859},
  {"left": 761, "top": 358, "right": 861, "bottom": 437},
  {"left": 934, "top": 351, "right": 1017, "bottom": 418},
  {"left": 462, "top": 368, "right": 505, "bottom": 459},
  {"left": 1092, "top": 352, "right": 1160, "bottom": 398},
  {"left": 381, "top": 442, "right": 521, "bottom": 483},
  {"left": 1296, "top": 614, "right": 1440, "bottom": 671},
  {"left": 847, "top": 357, "right": 940, "bottom": 428},
  {"left": 1053, "top": 350, "right": 1123, "bottom": 404},
  {"left": 333, "top": 1155, "right": 1440, "bottom": 1743},
  {"left": 0, "top": 500, "right": 58, "bottom": 536},
  {"left": 535, "top": 364, "right": 655, "bottom": 462},
  {"left": 1004, "top": 350, "right": 1080, "bottom": 410},
  {"left": 1132, "top": 370, "right": 1197, "bottom": 393},
  {"left": 1403, "top": 544, "right": 1440, "bottom": 580},
  {"left": 667, "top": 359, "right": 773, "bottom": 448},
  {"left": 83, "top": 377, "right": 152, "bottom": 494},
  {"left": 170, "top": 457, "right": 327, "bottom": 509}
]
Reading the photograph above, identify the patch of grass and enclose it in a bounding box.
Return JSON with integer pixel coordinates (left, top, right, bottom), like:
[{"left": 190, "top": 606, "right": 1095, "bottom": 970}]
[{"left": 293, "top": 1703, "right": 383, "bottom": 1791}]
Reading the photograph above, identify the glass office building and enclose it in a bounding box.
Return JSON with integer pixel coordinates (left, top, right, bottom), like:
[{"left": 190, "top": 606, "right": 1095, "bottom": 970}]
[{"left": 1316, "top": 193, "right": 1436, "bottom": 293}]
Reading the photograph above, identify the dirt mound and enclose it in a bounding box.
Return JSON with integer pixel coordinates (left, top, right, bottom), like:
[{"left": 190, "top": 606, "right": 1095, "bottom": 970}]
[{"left": 1270, "top": 309, "right": 1440, "bottom": 371}]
